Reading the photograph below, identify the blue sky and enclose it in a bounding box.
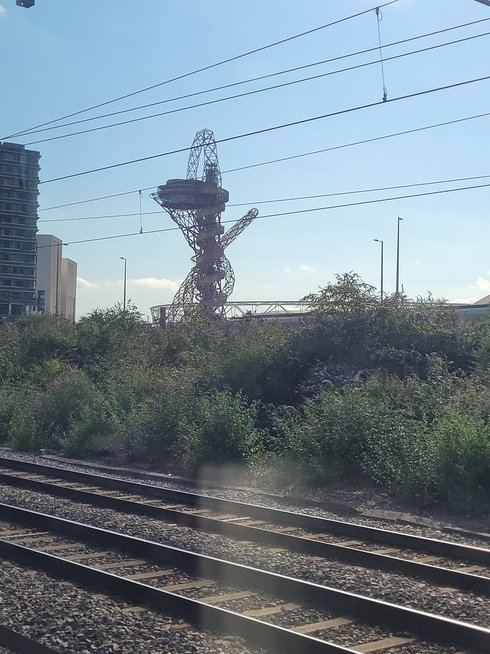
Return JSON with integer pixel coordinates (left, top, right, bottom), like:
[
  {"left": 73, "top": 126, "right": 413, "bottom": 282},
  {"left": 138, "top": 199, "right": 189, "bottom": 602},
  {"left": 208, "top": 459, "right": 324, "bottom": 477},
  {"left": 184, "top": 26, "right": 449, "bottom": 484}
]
[{"left": 1, "top": 0, "right": 489, "bottom": 317}]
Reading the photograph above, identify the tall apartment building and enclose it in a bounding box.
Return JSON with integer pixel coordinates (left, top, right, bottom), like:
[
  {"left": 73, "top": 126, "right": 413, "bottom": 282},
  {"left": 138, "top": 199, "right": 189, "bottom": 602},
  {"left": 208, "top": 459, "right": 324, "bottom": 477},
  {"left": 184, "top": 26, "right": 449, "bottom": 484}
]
[
  {"left": 36, "top": 234, "right": 77, "bottom": 320},
  {"left": 0, "top": 142, "right": 40, "bottom": 319}
]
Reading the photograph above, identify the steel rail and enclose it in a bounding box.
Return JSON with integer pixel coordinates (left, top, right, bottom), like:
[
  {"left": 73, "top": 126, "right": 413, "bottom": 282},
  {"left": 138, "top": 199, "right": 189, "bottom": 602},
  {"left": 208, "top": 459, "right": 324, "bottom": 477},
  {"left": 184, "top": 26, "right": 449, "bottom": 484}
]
[
  {"left": 0, "top": 469, "right": 489, "bottom": 595},
  {"left": 1, "top": 502, "right": 489, "bottom": 652},
  {"left": 0, "top": 626, "right": 59, "bottom": 654},
  {"left": 0, "top": 456, "right": 488, "bottom": 565}
]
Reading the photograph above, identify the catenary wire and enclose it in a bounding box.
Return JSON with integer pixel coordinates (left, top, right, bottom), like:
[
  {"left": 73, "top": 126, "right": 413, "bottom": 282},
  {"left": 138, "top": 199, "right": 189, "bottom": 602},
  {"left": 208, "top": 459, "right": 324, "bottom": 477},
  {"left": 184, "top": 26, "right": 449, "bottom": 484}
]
[
  {"left": 38, "top": 75, "right": 490, "bottom": 185},
  {"left": 222, "top": 112, "right": 490, "bottom": 174},
  {"left": 37, "top": 111, "right": 490, "bottom": 212},
  {"left": 2, "top": 0, "right": 400, "bottom": 140},
  {"left": 38, "top": 188, "right": 156, "bottom": 212},
  {"left": 40, "top": 182, "right": 489, "bottom": 249},
  {"left": 37, "top": 173, "right": 490, "bottom": 223},
  {"left": 16, "top": 17, "right": 490, "bottom": 138},
  {"left": 25, "top": 31, "right": 490, "bottom": 146}
]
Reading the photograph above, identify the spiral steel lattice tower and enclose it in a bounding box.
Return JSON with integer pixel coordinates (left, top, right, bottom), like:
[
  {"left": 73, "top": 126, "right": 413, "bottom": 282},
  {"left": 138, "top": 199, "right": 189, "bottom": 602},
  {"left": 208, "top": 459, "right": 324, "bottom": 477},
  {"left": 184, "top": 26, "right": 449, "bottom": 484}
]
[{"left": 152, "top": 129, "right": 258, "bottom": 322}]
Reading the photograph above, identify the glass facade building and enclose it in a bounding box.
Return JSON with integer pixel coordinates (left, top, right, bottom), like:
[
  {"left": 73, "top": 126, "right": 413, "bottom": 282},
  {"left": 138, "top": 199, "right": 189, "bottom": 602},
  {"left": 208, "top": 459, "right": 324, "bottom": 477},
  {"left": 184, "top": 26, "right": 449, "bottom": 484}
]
[{"left": 0, "top": 142, "right": 40, "bottom": 319}]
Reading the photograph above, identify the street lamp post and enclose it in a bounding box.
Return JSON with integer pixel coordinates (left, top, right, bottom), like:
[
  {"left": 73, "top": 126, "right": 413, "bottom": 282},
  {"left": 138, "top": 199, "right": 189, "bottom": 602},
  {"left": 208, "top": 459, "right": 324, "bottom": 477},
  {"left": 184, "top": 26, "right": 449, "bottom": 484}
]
[
  {"left": 55, "top": 241, "right": 61, "bottom": 316},
  {"left": 374, "top": 239, "right": 384, "bottom": 302},
  {"left": 120, "top": 257, "right": 127, "bottom": 313},
  {"left": 395, "top": 216, "right": 403, "bottom": 297}
]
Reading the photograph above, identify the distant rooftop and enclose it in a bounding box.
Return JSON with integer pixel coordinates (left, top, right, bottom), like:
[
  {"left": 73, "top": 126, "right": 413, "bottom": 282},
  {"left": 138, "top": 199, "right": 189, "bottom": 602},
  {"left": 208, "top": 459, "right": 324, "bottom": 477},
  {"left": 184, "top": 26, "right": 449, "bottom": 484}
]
[{"left": 474, "top": 294, "right": 490, "bottom": 305}]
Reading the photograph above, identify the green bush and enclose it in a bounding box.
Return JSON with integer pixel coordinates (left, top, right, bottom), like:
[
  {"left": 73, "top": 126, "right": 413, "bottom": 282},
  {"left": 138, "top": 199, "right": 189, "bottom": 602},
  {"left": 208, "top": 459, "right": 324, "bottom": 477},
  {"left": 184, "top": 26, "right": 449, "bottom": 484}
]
[
  {"left": 0, "top": 323, "right": 21, "bottom": 382},
  {"left": 217, "top": 321, "right": 294, "bottom": 403},
  {"left": 117, "top": 366, "right": 197, "bottom": 462},
  {"left": 58, "top": 404, "right": 115, "bottom": 457},
  {"left": 0, "top": 284, "right": 488, "bottom": 513},
  {"left": 8, "top": 389, "right": 38, "bottom": 451},
  {"left": 0, "top": 385, "right": 14, "bottom": 443},
  {"left": 15, "top": 313, "right": 76, "bottom": 369},
  {"left": 299, "top": 272, "right": 476, "bottom": 373},
  {"left": 271, "top": 366, "right": 490, "bottom": 508},
  {"left": 74, "top": 303, "right": 150, "bottom": 371},
  {"left": 34, "top": 367, "right": 114, "bottom": 454},
  {"left": 420, "top": 412, "right": 490, "bottom": 506},
  {"left": 185, "top": 390, "right": 264, "bottom": 470},
  {"left": 474, "top": 309, "right": 490, "bottom": 369}
]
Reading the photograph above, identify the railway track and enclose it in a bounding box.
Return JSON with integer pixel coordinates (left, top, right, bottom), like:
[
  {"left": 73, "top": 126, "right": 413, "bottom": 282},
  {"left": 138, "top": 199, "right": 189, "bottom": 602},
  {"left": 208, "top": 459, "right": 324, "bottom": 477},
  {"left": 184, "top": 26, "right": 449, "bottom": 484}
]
[
  {"left": 0, "top": 502, "right": 489, "bottom": 654},
  {"left": 31, "top": 454, "right": 490, "bottom": 541},
  {"left": 38, "top": 453, "right": 358, "bottom": 515},
  {"left": 0, "top": 456, "right": 488, "bottom": 599},
  {"left": 0, "top": 625, "right": 59, "bottom": 654}
]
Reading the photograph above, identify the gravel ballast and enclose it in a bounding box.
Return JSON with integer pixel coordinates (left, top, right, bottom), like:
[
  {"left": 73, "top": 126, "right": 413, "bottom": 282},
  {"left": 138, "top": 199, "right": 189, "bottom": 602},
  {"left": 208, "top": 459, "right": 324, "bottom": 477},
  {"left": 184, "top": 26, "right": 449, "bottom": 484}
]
[{"left": 0, "top": 485, "right": 488, "bottom": 630}]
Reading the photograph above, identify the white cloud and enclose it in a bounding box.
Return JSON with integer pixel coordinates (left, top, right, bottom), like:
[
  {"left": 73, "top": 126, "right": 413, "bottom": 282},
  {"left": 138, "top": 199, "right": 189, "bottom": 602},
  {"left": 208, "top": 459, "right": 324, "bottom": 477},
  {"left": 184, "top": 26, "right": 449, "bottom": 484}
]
[
  {"left": 0, "top": 5, "right": 6, "bottom": 17},
  {"left": 284, "top": 264, "right": 315, "bottom": 274},
  {"left": 475, "top": 276, "right": 490, "bottom": 293},
  {"left": 284, "top": 265, "right": 315, "bottom": 274},
  {"left": 131, "top": 277, "right": 180, "bottom": 291},
  {"left": 77, "top": 277, "right": 99, "bottom": 290}
]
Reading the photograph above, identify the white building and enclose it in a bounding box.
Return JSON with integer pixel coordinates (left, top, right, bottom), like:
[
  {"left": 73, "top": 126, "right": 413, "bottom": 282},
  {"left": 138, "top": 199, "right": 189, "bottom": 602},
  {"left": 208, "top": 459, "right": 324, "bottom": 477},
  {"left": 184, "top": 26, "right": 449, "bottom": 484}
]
[
  {"left": 60, "top": 258, "right": 77, "bottom": 320},
  {"left": 36, "top": 234, "right": 76, "bottom": 320}
]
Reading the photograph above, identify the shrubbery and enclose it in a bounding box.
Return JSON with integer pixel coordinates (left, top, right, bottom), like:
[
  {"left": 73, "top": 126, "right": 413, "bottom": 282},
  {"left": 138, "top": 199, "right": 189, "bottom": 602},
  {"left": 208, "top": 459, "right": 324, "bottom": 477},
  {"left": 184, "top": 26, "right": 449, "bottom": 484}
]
[
  {"left": 185, "top": 390, "right": 263, "bottom": 469},
  {"left": 272, "top": 365, "right": 490, "bottom": 508},
  {"left": 0, "top": 273, "right": 488, "bottom": 512}
]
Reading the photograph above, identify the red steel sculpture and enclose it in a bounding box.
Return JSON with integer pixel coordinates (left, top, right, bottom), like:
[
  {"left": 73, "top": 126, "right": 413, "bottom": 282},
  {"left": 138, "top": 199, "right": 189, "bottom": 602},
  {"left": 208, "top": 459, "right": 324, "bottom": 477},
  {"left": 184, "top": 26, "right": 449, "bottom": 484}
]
[{"left": 152, "top": 129, "right": 258, "bottom": 323}]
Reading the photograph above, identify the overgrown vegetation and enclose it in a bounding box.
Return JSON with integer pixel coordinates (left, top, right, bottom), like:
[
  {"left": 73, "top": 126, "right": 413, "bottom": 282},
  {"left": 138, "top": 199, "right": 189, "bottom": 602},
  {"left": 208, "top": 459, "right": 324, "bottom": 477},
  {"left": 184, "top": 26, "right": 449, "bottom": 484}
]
[{"left": 1, "top": 275, "right": 489, "bottom": 512}]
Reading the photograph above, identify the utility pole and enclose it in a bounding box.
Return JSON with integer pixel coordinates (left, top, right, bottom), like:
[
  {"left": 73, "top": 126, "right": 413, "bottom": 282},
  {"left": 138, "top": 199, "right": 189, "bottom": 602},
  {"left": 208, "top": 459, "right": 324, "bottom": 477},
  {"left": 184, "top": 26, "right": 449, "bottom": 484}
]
[
  {"left": 395, "top": 217, "right": 403, "bottom": 297},
  {"left": 55, "top": 241, "right": 61, "bottom": 315},
  {"left": 374, "top": 239, "right": 384, "bottom": 302},
  {"left": 120, "top": 257, "right": 127, "bottom": 313}
]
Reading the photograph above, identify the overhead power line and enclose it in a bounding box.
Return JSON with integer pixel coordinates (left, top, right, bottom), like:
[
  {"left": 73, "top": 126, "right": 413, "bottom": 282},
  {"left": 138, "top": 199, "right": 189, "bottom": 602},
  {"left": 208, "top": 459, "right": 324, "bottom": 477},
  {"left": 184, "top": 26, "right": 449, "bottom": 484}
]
[
  {"left": 45, "top": 181, "right": 489, "bottom": 248},
  {"left": 39, "top": 210, "right": 161, "bottom": 223},
  {"left": 17, "top": 17, "right": 490, "bottom": 139},
  {"left": 38, "top": 75, "right": 490, "bottom": 186},
  {"left": 25, "top": 31, "right": 490, "bottom": 147},
  {"left": 222, "top": 112, "right": 490, "bottom": 174},
  {"left": 37, "top": 110, "right": 490, "bottom": 212},
  {"left": 39, "top": 188, "right": 156, "bottom": 212},
  {"left": 37, "top": 173, "right": 490, "bottom": 223},
  {"left": 2, "top": 0, "right": 400, "bottom": 140}
]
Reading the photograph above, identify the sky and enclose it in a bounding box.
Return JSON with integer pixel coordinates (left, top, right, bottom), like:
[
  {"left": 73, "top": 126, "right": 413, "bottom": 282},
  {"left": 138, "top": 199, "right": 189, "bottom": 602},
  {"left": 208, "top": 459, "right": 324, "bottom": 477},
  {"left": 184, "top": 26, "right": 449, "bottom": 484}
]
[{"left": 1, "top": 0, "right": 489, "bottom": 318}]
